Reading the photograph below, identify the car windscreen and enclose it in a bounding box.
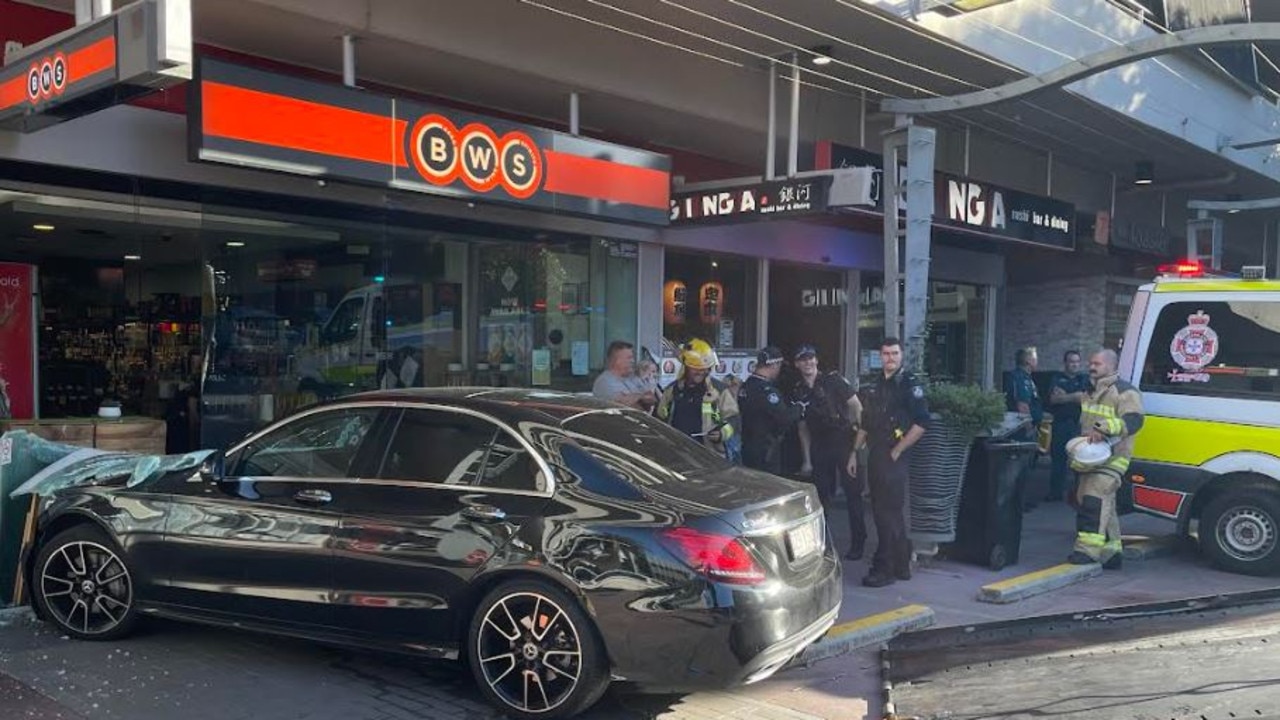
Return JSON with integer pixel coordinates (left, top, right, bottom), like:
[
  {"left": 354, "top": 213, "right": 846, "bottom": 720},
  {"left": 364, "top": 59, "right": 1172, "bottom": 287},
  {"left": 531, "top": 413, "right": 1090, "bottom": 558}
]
[{"left": 558, "top": 408, "right": 731, "bottom": 477}]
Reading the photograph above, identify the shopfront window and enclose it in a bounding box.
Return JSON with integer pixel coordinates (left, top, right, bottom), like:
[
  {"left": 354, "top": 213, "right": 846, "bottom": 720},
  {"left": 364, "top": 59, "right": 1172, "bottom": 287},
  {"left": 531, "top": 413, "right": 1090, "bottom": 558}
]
[
  {"left": 474, "top": 237, "right": 637, "bottom": 392},
  {"left": 857, "top": 276, "right": 990, "bottom": 386},
  {"left": 767, "top": 263, "right": 848, "bottom": 373},
  {"left": 2, "top": 185, "right": 639, "bottom": 450},
  {"left": 662, "top": 250, "right": 759, "bottom": 350}
]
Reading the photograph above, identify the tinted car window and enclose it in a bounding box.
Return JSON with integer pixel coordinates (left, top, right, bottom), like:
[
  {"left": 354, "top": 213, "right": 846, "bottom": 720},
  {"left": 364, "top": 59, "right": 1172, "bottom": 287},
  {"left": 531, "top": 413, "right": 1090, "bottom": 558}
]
[
  {"left": 380, "top": 409, "right": 542, "bottom": 492},
  {"left": 1140, "top": 300, "right": 1280, "bottom": 401},
  {"left": 559, "top": 408, "right": 731, "bottom": 477},
  {"left": 236, "top": 408, "right": 379, "bottom": 478}
]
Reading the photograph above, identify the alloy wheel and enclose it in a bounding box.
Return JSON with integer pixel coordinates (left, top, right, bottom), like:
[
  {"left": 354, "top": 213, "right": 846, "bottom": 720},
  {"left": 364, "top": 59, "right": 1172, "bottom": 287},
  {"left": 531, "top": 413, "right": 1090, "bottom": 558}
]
[
  {"left": 475, "top": 591, "right": 583, "bottom": 714},
  {"left": 1216, "top": 506, "right": 1278, "bottom": 563},
  {"left": 40, "top": 540, "right": 133, "bottom": 636}
]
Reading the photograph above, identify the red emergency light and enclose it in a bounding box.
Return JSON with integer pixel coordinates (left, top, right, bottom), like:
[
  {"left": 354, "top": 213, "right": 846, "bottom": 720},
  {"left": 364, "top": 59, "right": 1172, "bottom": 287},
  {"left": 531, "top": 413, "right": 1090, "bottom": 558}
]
[{"left": 1157, "top": 259, "right": 1204, "bottom": 277}]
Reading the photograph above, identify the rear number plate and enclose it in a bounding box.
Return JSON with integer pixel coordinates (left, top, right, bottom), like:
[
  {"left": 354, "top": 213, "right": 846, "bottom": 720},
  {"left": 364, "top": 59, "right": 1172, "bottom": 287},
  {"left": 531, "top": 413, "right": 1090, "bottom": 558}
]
[{"left": 787, "top": 519, "right": 821, "bottom": 560}]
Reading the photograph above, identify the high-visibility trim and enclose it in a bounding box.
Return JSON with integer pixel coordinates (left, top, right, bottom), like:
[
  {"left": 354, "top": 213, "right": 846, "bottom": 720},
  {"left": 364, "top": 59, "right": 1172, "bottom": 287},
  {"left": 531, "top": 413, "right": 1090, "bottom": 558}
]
[
  {"left": 721, "top": 423, "right": 735, "bottom": 440},
  {"left": 1083, "top": 403, "right": 1117, "bottom": 417},
  {"left": 1077, "top": 532, "right": 1107, "bottom": 547},
  {"left": 1153, "top": 279, "right": 1280, "bottom": 293},
  {"left": 1106, "top": 456, "right": 1131, "bottom": 471},
  {"left": 1106, "top": 417, "right": 1125, "bottom": 435}
]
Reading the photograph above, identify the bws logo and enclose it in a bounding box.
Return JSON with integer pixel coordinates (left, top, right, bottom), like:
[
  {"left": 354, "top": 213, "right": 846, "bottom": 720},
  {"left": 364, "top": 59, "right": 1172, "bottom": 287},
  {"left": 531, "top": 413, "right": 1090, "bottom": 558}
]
[
  {"left": 25, "top": 53, "right": 67, "bottom": 104},
  {"left": 410, "top": 114, "right": 543, "bottom": 199}
]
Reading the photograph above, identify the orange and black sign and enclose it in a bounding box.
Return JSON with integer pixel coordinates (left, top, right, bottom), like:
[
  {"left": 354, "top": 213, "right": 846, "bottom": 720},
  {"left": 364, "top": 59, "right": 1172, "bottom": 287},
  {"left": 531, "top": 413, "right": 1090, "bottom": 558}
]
[
  {"left": 0, "top": 20, "right": 118, "bottom": 131},
  {"left": 190, "top": 58, "right": 672, "bottom": 225}
]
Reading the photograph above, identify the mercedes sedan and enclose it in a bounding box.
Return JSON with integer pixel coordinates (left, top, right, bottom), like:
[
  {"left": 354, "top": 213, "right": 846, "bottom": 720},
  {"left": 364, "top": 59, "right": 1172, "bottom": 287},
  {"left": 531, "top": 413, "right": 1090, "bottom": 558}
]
[{"left": 22, "top": 388, "right": 842, "bottom": 719}]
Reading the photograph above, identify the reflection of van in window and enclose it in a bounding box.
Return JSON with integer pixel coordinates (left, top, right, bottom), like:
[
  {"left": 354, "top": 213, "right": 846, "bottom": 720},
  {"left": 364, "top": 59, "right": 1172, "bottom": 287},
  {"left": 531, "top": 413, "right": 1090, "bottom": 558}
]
[
  {"left": 1118, "top": 268, "right": 1280, "bottom": 575},
  {"left": 296, "top": 283, "right": 460, "bottom": 394}
]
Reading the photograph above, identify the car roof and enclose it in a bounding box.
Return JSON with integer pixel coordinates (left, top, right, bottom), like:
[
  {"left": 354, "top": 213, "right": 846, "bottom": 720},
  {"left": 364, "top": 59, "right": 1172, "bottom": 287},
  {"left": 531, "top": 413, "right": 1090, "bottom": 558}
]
[{"left": 325, "top": 387, "right": 623, "bottom": 426}]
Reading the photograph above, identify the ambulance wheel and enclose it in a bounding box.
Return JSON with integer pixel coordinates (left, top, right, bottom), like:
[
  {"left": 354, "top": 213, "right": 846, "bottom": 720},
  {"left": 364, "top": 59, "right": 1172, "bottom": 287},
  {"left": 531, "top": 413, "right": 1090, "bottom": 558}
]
[{"left": 1201, "top": 486, "right": 1280, "bottom": 576}]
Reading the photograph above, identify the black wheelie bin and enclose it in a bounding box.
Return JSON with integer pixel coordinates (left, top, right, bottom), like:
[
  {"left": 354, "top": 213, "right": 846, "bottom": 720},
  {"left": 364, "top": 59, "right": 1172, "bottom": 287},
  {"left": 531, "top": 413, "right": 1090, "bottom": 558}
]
[{"left": 948, "top": 436, "right": 1040, "bottom": 570}]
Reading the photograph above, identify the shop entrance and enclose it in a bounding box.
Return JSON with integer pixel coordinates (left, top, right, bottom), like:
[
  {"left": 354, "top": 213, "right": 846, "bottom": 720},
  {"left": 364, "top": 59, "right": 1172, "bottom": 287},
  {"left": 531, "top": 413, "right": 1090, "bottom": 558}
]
[{"left": 767, "top": 262, "right": 849, "bottom": 375}]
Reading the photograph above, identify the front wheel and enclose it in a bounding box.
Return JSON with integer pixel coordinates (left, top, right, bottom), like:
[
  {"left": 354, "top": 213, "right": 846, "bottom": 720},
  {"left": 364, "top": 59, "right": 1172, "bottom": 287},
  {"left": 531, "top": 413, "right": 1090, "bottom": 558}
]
[
  {"left": 32, "top": 525, "right": 140, "bottom": 641},
  {"left": 467, "top": 580, "right": 610, "bottom": 720},
  {"left": 1200, "top": 486, "right": 1280, "bottom": 576}
]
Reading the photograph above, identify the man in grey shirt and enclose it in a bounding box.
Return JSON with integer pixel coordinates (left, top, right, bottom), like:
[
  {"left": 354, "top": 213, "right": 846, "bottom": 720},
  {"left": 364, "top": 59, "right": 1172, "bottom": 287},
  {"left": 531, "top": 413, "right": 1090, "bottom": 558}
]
[{"left": 593, "top": 341, "right": 657, "bottom": 411}]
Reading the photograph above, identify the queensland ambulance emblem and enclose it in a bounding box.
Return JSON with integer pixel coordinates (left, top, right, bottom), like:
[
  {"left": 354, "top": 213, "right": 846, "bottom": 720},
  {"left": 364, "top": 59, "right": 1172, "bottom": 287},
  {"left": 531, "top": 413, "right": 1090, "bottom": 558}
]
[{"left": 1170, "top": 310, "right": 1218, "bottom": 372}]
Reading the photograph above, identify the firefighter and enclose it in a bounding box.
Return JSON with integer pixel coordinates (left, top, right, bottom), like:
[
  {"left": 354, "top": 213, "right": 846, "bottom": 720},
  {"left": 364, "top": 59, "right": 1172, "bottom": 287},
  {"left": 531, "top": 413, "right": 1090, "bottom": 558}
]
[
  {"left": 850, "top": 337, "right": 929, "bottom": 587},
  {"left": 1067, "top": 348, "right": 1143, "bottom": 570},
  {"left": 738, "top": 346, "right": 802, "bottom": 474},
  {"left": 657, "top": 339, "right": 741, "bottom": 459}
]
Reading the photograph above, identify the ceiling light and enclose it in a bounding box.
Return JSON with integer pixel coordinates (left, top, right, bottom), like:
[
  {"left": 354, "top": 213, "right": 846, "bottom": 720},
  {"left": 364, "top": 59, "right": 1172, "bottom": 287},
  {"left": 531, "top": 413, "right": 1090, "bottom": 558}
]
[
  {"left": 32, "top": 223, "right": 55, "bottom": 231},
  {"left": 124, "top": 254, "right": 142, "bottom": 261},
  {"left": 226, "top": 241, "right": 246, "bottom": 247},
  {"left": 1134, "top": 160, "right": 1154, "bottom": 186},
  {"left": 810, "top": 45, "right": 833, "bottom": 66}
]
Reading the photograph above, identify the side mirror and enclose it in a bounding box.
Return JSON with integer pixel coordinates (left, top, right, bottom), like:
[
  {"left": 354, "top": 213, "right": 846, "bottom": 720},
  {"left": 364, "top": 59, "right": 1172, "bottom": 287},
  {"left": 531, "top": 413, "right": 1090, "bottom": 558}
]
[{"left": 198, "top": 451, "right": 226, "bottom": 483}]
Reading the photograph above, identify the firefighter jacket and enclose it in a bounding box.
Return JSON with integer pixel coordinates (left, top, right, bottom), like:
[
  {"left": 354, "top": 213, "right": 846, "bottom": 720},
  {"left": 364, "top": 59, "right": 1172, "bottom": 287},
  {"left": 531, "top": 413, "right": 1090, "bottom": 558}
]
[
  {"left": 1075, "top": 373, "right": 1144, "bottom": 480},
  {"left": 657, "top": 377, "right": 741, "bottom": 457}
]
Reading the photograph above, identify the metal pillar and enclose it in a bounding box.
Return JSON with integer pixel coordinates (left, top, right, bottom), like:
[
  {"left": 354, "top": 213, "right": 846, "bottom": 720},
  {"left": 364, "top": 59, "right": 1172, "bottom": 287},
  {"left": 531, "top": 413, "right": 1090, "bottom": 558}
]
[
  {"left": 570, "top": 92, "right": 580, "bottom": 136},
  {"left": 766, "top": 61, "right": 777, "bottom": 179},
  {"left": 75, "top": 0, "right": 111, "bottom": 24},
  {"left": 342, "top": 34, "right": 357, "bottom": 87},
  {"left": 883, "top": 120, "right": 936, "bottom": 374},
  {"left": 788, "top": 52, "right": 800, "bottom": 178}
]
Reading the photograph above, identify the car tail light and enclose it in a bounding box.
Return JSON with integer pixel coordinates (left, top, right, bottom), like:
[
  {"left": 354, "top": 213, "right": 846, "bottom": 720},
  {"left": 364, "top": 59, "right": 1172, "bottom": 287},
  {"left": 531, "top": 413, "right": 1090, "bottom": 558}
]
[{"left": 659, "top": 527, "right": 766, "bottom": 585}]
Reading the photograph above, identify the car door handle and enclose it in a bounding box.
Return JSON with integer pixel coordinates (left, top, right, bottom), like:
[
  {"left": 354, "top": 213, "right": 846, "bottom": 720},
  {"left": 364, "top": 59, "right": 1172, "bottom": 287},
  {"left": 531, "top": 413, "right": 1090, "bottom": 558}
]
[
  {"left": 462, "top": 505, "right": 507, "bottom": 523},
  {"left": 294, "top": 488, "right": 333, "bottom": 505}
]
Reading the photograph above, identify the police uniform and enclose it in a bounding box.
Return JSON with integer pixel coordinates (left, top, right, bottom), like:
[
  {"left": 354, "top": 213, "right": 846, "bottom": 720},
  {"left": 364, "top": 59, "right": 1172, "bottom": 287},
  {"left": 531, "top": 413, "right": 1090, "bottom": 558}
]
[
  {"left": 1048, "top": 370, "right": 1090, "bottom": 501},
  {"left": 860, "top": 367, "right": 930, "bottom": 582},
  {"left": 792, "top": 361, "right": 865, "bottom": 557},
  {"left": 738, "top": 347, "right": 801, "bottom": 474},
  {"left": 1005, "top": 367, "right": 1043, "bottom": 430}
]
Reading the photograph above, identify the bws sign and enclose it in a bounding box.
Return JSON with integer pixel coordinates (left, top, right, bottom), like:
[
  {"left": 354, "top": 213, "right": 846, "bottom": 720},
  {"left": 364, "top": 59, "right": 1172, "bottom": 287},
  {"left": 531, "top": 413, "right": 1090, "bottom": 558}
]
[
  {"left": 24, "top": 52, "right": 68, "bottom": 103},
  {"left": 410, "top": 115, "right": 542, "bottom": 199},
  {"left": 192, "top": 59, "right": 670, "bottom": 225}
]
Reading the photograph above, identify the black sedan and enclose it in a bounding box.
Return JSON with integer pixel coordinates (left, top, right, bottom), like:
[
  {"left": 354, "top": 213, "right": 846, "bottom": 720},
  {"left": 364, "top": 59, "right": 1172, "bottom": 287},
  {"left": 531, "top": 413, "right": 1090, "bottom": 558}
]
[{"left": 23, "top": 388, "right": 842, "bottom": 719}]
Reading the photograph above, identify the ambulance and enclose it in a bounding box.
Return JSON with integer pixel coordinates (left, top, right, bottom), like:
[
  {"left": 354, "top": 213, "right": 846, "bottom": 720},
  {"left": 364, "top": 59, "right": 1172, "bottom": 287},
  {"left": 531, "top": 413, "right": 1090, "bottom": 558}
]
[{"left": 1118, "top": 262, "right": 1280, "bottom": 575}]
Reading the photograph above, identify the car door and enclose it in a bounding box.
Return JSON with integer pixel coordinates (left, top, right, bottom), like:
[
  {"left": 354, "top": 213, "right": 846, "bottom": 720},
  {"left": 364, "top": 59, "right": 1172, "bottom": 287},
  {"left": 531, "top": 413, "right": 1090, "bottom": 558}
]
[
  {"left": 330, "top": 406, "right": 553, "bottom": 647},
  {"left": 159, "top": 405, "right": 386, "bottom": 630}
]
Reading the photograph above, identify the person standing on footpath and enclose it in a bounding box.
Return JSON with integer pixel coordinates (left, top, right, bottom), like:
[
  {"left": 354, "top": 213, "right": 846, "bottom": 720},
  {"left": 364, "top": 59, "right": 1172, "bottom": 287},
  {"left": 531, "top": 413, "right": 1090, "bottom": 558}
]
[
  {"left": 1047, "top": 349, "right": 1090, "bottom": 503},
  {"left": 849, "top": 337, "right": 929, "bottom": 587},
  {"left": 656, "top": 339, "right": 740, "bottom": 459},
  {"left": 790, "top": 344, "right": 866, "bottom": 560},
  {"left": 1068, "top": 348, "right": 1143, "bottom": 570},
  {"left": 592, "top": 340, "right": 658, "bottom": 412},
  {"left": 1004, "top": 346, "right": 1044, "bottom": 510},
  {"left": 738, "top": 346, "right": 802, "bottom": 475}
]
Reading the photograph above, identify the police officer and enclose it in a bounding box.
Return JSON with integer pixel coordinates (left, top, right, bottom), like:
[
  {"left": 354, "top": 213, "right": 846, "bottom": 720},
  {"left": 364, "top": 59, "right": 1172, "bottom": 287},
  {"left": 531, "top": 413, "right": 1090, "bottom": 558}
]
[
  {"left": 1005, "top": 346, "right": 1043, "bottom": 510},
  {"left": 791, "top": 344, "right": 866, "bottom": 561},
  {"left": 738, "top": 346, "right": 802, "bottom": 474},
  {"left": 850, "top": 336, "right": 929, "bottom": 588},
  {"left": 1047, "top": 349, "right": 1090, "bottom": 503}
]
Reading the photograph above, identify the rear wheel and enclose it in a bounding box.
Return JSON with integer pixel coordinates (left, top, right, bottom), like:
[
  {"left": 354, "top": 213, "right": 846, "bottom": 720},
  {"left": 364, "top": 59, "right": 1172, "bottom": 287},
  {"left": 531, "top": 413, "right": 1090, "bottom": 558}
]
[
  {"left": 467, "top": 580, "right": 610, "bottom": 720},
  {"left": 1200, "top": 486, "right": 1280, "bottom": 576},
  {"left": 32, "top": 525, "right": 139, "bottom": 640}
]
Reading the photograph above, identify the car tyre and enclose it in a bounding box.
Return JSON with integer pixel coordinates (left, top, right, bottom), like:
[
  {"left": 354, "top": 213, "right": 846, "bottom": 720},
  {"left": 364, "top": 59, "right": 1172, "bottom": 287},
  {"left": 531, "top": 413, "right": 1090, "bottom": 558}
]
[
  {"left": 1201, "top": 486, "right": 1280, "bottom": 576},
  {"left": 467, "top": 579, "right": 610, "bottom": 720},
  {"left": 32, "top": 525, "right": 140, "bottom": 641}
]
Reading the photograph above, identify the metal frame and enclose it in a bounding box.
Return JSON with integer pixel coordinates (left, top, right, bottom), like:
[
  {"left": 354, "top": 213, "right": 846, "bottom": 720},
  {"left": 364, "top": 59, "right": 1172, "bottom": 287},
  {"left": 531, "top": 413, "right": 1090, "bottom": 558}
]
[
  {"left": 882, "top": 122, "right": 936, "bottom": 373},
  {"left": 882, "top": 23, "right": 1280, "bottom": 115}
]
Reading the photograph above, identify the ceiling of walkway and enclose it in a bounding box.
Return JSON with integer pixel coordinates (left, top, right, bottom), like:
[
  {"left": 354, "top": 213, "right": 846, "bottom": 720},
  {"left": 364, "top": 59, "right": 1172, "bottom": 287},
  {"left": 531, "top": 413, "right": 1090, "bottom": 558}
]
[{"left": 13, "top": 0, "right": 1278, "bottom": 197}]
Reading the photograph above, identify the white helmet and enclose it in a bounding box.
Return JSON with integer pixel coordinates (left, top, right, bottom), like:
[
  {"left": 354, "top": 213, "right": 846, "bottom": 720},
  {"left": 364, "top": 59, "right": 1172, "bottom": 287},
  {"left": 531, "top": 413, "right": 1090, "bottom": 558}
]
[{"left": 1066, "top": 436, "right": 1112, "bottom": 468}]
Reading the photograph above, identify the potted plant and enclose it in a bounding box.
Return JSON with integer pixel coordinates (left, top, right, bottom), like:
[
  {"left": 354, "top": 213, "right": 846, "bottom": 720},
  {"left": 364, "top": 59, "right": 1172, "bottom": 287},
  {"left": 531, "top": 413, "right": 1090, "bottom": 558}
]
[{"left": 907, "top": 382, "right": 1007, "bottom": 547}]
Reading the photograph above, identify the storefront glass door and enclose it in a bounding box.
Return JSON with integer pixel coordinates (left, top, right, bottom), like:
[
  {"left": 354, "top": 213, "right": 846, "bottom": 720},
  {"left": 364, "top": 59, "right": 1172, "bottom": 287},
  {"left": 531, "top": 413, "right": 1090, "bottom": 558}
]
[
  {"left": 857, "top": 276, "right": 991, "bottom": 386},
  {"left": 767, "top": 263, "right": 849, "bottom": 376}
]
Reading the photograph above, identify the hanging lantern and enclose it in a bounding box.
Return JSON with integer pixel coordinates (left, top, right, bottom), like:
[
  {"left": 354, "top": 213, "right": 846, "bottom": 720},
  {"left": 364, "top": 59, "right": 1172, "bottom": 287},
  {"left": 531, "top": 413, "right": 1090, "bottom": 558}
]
[
  {"left": 699, "top": 281, "right": 724, "bottom": 326},
  {"left": 663, "top": 279, "right": 687, "bottom": 326}
]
